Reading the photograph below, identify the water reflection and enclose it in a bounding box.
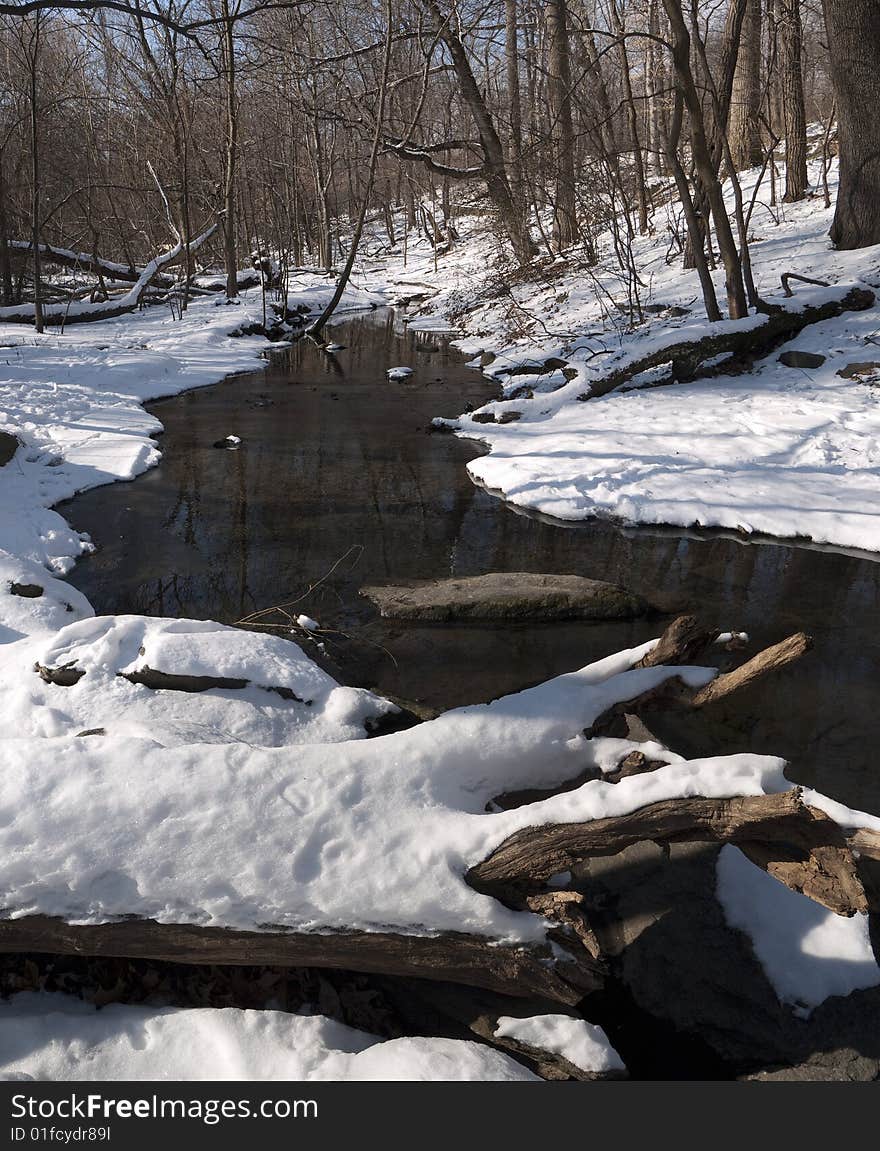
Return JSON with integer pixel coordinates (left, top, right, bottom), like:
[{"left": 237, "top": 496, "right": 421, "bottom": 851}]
[{"left": 61, "top": 310, "right": 880, "bottom": 810}]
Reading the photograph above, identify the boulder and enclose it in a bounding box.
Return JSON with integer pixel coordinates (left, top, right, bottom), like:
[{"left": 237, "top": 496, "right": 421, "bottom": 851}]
[
  {"left": 575, "top": 841, "right": 880, "bottom": 1079},
  {"left": 360, "top": 572, "right": 650, "bottom": 622},
  {"left": 779, "top": 350, "right": 827, "bottom": 369},
  {"left": 0, "top": 431, "right": 20, "bottom": 467}
]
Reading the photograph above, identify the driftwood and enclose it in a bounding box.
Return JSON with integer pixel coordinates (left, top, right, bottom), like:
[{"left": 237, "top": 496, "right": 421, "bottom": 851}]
[
  {"left": 576, "top": 285, "right": 875, "bottom": 400},
  {"left": 0, "top": 916, "right": 601, "bottom": 1006},
  {"left": 468, "top": 791, "right": 870, "bottom": 918},
  {"left": 589, "top": 617, "right": 812, "bottom": 735}
]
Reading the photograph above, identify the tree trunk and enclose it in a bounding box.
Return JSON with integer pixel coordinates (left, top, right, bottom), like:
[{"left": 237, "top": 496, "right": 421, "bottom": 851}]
[
  {"left": 545, "top": 0, "right": 578, "bottom": 250},
  {"left": 663, "top": 0, "right": 748, "bottom": 319},
  {"left": 28, "top": 16, "right": 43, "bottom": 334},
  {"left": 504, "top": 0, "right": 526, "bottom": 229},
  {"left": 823, "top": 0, "right": 880, "bottom": 248},
  {"left": 423, "top": 0, "right": 532, "bottom": 264},
  {"left": 610, "top": 0, "right": 649, "bottom": 235},
  {"left": 0, "top": 162, "right": 13, "bottom": 306},
  {"left": 779, "top": 0, "right": 807, "bottom": 202},
  {"left": 729, "top": 0, "right": 763, "bottom": 170},
  {"left": 308, "top": 0, "right": 394, "bottom": 338},
  {"left": 221, "top": 0, "right": 239, "bottom": 298}
]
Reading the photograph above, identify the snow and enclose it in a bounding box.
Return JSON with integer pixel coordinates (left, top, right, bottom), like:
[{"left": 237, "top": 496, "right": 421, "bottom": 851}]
[
  {"left": 716, "top": 845, "right": 880, "bottom": 1015},
  {"left": 0, "top": 637, "right": 805, "bottom": 938},
  {"left": 14, "top": 614, "right": 393, "bottom": 747},
  {"left": 386, "top": 366, "right": 413, "bottom": 380},
  {"left": 361, "top": 159, "right": 880, "bottom": 554},
  {"left": 296, "top": 614, "right": 320, "bottom": 631},
  {"left": 0, "top": 994, "right": 537, "bottom": 1082},
  {"left": 494, "top": 1015, "right": 624, "bottom": 1075}
]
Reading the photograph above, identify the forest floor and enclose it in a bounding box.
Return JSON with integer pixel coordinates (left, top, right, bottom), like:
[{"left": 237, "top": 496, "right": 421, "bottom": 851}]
[
  {"left": 359, "top": 156, "right": 880, "bottom": 553},
  {"left": 1, "top": 157, "right": 880, "bottom": 1080}
]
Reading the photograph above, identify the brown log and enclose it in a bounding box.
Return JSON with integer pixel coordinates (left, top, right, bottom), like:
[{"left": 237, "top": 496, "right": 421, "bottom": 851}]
[
  {"left": 467, "top": 791, "right": 869, "bottom": 917},
  {"left": 634, "top": 614, "right": 720, "bottom": 668},
  {"left": 0, "top": 916, "right": 600, "bottom": 1006},
  {"left": 590, "top": 628, "right": 812, "bottom": 736},
  {"left": 689, "top": 632, "right": 812, "bottom": 708},
  {"left": 848, "top": 828, "right": 880, "bottom": 862}
]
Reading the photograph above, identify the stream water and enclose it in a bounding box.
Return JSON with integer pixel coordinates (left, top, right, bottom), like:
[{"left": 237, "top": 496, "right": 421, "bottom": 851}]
[{"left": 61, "top": 308, "right": 880, "bottom": 813}]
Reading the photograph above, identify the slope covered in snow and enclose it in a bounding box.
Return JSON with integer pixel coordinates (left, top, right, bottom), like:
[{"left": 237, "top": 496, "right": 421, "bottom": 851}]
[{"left": 363, "top": 159, "right": 880, "bottom": 553}]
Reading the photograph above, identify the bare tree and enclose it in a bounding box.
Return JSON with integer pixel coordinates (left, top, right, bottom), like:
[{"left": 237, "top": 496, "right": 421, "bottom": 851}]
[{"left": 823, "top": 0, "right": 880, "bottom": 248}]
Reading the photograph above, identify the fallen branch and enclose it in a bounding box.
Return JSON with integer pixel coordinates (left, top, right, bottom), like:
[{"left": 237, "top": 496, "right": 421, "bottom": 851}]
[
  {"left": 576, "top": 285, "right": 875, "bottom": 400},
  {"left": 6, "top": 240, "right": 176, "bottom": 288}
]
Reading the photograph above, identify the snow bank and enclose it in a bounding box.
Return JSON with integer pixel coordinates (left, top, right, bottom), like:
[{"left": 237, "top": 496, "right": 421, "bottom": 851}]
[
  {"left": 0, "top": 994, "right": 537, "bottom": 1082},
  {"left": 1, "top": 614, "right": 393, "bottom": 747},
  {"left": 716, "top": 845, "right": 880, "bottom": 1015}
]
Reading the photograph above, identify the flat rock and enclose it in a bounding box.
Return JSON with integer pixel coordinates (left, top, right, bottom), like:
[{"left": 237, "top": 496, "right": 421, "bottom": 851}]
[
  {"left": 0, "top": 431, "right": 20, "bottom": 467},
  {"left": 779, "top": 350, "right": 827, "bottom": 369},
  {"left": 360, "top": 573, "right": 650, "bottom": 622},
  {"left": 837, "top": 361, "right": 880, "bottom": 380}
]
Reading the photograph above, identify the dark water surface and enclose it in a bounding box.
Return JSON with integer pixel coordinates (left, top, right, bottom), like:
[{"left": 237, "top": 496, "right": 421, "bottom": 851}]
[{"left": 61, "top": 310, "right": 880, "bottom": 811}]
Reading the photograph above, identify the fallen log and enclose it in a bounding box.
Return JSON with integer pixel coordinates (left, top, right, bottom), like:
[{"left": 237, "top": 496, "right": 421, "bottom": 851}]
[
  {"left": 0, "top": 917, "right": 602, "bottom": 1006},
  {"left": 6, "top": 240, "right": 175, "bottom": 288},
  {"left": 576, "top": 285, "right": 876, "bottom": 401},
  {"left": 634, "top": 614, "right": 720, "bottom": 668},
  {"left": 467, "top": 791, "right": 870, "bottom": 917},
  {"left": 0, "top": 223, "right": 217, "bottom": 327},
  {"left": 589, "top": 618, "right": 812, "bottom": 735},
  {"left": 689, "top": 632, "right": 813, "bottom": 708}
]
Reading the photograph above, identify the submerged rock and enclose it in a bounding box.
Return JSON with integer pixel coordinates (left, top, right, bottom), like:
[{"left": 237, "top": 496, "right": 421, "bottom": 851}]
[{"left": 360, "top": 572, "right": 650, "bottom": 622}]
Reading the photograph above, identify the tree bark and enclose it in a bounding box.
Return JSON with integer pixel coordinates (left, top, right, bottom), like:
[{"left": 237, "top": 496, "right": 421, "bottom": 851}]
[
  {"left": 663, "top": 0, "right": 748, "bottom": 319},
  {"left": 545, "top": 0, "right": 578, "bottom": 250},
  {"left": 779, "top": 0, "right": 807, "bottom": 202},
  {"left": 610, "top": 0, "right": 649, "bottom": 235},
  {"left": 823, "top": 0, "right": 880, "bottom": 248},
  {"left": 221, "top": 0, "right": 239, "bottom": 298},
  {"left": 729, "top": 0, "right": 763, "bottom": 170}
]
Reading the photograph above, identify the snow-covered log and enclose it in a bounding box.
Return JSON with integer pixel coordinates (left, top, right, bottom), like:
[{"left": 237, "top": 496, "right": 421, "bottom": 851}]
[
  {"left": 0, "top": 614, "right": 870, "bottom": 1007},
  {"left": 5, "top": 240, "right": 176, "bottom": 288},
  {"left": 578, "top": 284, "right": 876, "bottom": 400},
  {"left": 467, "top": 790, "right": 870, "bottom": 918},
  {"left": 0, "top": 916, "right": 602, "bottom": 1006},
  {"left": 0, "top": 223, "right": 217, "bottom": 326}
]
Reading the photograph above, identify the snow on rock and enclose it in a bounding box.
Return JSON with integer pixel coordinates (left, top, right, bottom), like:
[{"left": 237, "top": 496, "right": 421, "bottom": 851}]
[
  {"left": 494, "top": 1014, "right": 624, "bottom": 1075},
  {"left": 386, "top": 366, "right": 413, "bottom": 380},
  {"left": 296, "top": 614, "right": 320, "bottom": 631},
  {"left": 0, "top": 994, "right": 538, "bottom": 1082},
  {"left": 14, "top": 614, "right": 394, "bottom": 748},
  {"left": 716, "top": 845, "right": 880, "bottom": 1015}
]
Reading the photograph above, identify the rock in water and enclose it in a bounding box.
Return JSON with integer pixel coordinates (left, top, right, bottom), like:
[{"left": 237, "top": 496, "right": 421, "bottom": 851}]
[{"left": 360, "top": 572, "right": 650, "bottom": 622}]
